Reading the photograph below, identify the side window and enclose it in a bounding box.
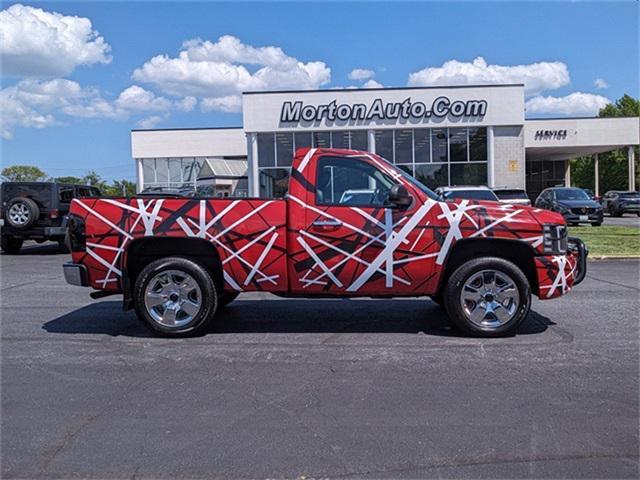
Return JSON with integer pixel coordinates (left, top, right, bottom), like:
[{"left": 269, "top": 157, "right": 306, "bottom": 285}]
[
  {"left": 315, "top": 156, "right": 395, "bottom": 207},
  {"left": 58, "top": 186, "right": 74, "bottom": 203}
]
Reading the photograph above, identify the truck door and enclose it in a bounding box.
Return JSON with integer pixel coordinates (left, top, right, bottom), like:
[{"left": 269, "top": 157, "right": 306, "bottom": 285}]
[{"left": 288, "top": 152, "right": 439, "bottom": 295}]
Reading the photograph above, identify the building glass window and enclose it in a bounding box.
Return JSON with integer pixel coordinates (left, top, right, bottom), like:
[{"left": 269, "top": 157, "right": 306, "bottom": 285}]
[
  {"left": 168, "top": 159, "right": 182, "bottom": 185},
  {"left": 469, "top": 127, "right": 487, "bottom": 161},
  {"left": 375, "top": 130, "right": 394, "bottom": 162},
  {"left": 259, "top": 168, "right": 290, "bottom": 198},
  {"left": 431, "top": 129, "right": 448, "bottom": 162},
  {"left": 415, "top": 163, "right": 448, "bottom": 190},
  {"left": 142, "top": 159, "right": 156, "bottom": 185},
  {"left": 294, "top": 132, "right": 312, "bottom": 151},
  {"left": 450, "top": 163, "right": 488, "bottom": 185},
  {"left": 276, "top": 132, "right": 294, "bottom": 167},
  {"left": 395, "top": 129, "right": 413, "bottom": 164},
  {"left": 258, "top": 133, "right": 275, "bottom": 167},
  {"left": 414, "top": 129, "right": 430, "bottom": 163},
  {"left": 449, "top": 128, "right": 468, "bottom": 162},
  {"left": 331, "top": 131, "right": 350, "bottom": 149},
  {"left": 313, "top": 131, "right": 331, "bottom": 148},
  {"left": 155, "top": 158, "right": 169, "bottom": 184},
  {"left": 350, "top": 130, "right": 368, "bottom": 150}
]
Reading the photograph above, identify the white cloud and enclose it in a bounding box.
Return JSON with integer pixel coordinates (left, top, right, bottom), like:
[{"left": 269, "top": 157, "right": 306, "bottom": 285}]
[
  {"left": 0, "top": 79, "right": 182, "bottom": 138},
  {"left": 0, "top": 3, "right": 111, "bottom": 77},
  {"left": 200, "top": 95, "right": 242, "bottom": 113},
  {"left": 132, "top": 35, "right": 331, "bottom": 112},
  {"left": 348, "top": 68, "right": 375, "bottom": 81},
  {"left": 136, "top": 115, "right": 168, "bottom": 129},
  {"left": 594, "top": 78, "right": 609, "bottom": 89},
  {"left": 363, "top": 79, "right": 383, "bottom": 89},
  {"left": 408, "top": 57, "right": 570, "bottom": 96},
  {"left": 525, "top": 92, "right": 610, "bottom": 116}
]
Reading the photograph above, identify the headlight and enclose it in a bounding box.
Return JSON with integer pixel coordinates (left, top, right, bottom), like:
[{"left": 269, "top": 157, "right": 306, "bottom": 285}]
[
  {"left": 555, "top": 204, "right": 569, "bottom": 213},
  {"left": 543, "top": 224, "right": 568, "bottom": 254}
]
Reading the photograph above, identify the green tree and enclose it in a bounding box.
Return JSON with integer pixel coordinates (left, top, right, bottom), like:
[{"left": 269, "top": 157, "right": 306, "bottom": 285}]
[
  {"left": 55, "top": 176, "right": 84, "bottom": 184},
  {"left": 570, "top": 94, "right": 639, "bottom": 192},
  {"left": 105, "top": 179, "right": 136, "bottom": 197},
  {"left": 1, "top": 165, "right": 48, "bottom": 182},
  {"left": 83, "top": 170, "right": 106, "bottom": 189}
]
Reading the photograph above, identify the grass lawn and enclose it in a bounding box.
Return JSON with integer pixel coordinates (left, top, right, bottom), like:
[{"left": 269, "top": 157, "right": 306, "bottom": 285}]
[{"left": 568, "top": 226, "right": 640, "bottom": 257}]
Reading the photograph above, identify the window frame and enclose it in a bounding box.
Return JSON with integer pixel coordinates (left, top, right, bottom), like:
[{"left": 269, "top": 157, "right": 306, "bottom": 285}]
[{"left": 314, "top": 155, "right": 396, "bottom": 208}]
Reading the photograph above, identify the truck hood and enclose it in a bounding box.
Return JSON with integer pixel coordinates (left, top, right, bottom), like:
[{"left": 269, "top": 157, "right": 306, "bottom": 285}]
[{"left": 446, "top": 198, "right": 565, "bottom": 227}]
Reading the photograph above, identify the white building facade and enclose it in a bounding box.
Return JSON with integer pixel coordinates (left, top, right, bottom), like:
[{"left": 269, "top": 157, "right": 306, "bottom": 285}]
[{"left": 131, "top": 84, "right": 639, "bottom": 199}]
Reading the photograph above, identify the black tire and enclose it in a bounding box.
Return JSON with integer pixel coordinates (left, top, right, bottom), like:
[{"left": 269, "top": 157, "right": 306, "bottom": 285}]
[
  {"left": 6, "top": 197, "right": 39, "bottom": 229},
  {"left": 443, "top": 257, "right": 531, "bottom": 337},
  {"left": 133, "top": 257, "right": 218, "bottom": 337},
  {"left": 219, "top": 291, "right": 240, "bottom": 307},
  {"left": 1, "top": 236, "right": 23, "bottom": 254},
  {"left": 591, "top": 222, "right": 602, "bottom": 227},
  {"left": 613, "top": 209, "right": 623, "bottom": 217}
]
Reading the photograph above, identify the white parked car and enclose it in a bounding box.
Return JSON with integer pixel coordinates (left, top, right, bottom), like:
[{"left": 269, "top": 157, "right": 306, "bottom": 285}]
[
  {"left": 493, "top": 188, "right": 532, "bottom": 206},
  {"left": 435, "top": 185, "right": 500, "bottom": 202}
]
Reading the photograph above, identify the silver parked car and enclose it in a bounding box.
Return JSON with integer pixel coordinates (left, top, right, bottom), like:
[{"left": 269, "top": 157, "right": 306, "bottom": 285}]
[
  {"left": 493, "top": 188, "right": 532, "bottom": 206},
  {"left": 435, "top": 186, "right": 500, "bottom": 202}
]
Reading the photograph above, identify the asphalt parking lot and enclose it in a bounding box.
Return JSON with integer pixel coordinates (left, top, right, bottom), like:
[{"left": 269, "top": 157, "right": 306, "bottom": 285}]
[
  {"left": 1, "top": 243, "right": 638, "bottom": 479},
  {"left": 602, "top": 214, "right": 640, "bottom": 228}
]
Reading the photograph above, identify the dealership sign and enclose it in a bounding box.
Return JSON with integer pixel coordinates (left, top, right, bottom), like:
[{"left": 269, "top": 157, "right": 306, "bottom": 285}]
[
  {"left": 534, "top": 129, "right": 568, "bottom": 140},
  {"left": 280, "top": 96, "right": 488, "bottom": 123}
]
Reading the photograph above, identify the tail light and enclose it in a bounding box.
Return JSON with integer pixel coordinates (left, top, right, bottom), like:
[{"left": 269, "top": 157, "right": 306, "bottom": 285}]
[
  {"left": 66, "top": 214, "right": 86, "bottom": 252},
  {"left": 50, "top": 209, "right": 59, "bottom": 219}
]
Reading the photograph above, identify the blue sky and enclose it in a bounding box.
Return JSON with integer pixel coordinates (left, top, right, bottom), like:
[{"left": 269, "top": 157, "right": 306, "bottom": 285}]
[{"left": 1, "top": 1, "right": 638, "bottom": 182}]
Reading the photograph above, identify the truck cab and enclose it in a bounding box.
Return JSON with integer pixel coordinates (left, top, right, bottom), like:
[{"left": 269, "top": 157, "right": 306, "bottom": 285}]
[{"left": 63, "top": 148, "right": 587, "bottom": 338}]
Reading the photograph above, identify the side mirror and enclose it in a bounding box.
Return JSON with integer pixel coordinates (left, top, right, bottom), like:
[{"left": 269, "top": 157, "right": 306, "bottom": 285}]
[{"left": 387, "top": 184, "right": 412, "bottom": 208}]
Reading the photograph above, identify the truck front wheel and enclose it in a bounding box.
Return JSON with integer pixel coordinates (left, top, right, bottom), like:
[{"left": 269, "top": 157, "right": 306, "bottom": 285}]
[
  {"left": 133, "top": 257, "right": 218, "bottom": 337},
  {"left": 443, "top": 257, "right": 531, "bottom": 337}
]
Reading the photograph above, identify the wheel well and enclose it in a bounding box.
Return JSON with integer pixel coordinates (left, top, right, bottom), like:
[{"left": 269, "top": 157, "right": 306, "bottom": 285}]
[
  {"left": 124, "top": 237, "right": 223, "bottom": 306},
  {"left": 438, "top": 238, "right": 539, "bottom": 295}
]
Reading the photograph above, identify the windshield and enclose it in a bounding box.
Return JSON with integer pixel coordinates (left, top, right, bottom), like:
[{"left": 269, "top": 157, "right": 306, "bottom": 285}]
[
  {"left": 374, "top": 154, "right": 440, "bottom": 201},
  {"left": 555, "top": 188, "right": 589, "bottom": 201},
  {"left": 494, "top": 190, "right": 528, "bottom": 200},
  {"left": 445, "top": 190, "right": 498, "bottom": 201}
]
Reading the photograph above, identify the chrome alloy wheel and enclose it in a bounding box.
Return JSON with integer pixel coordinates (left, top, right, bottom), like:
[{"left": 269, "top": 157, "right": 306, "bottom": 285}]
[
  {"left": 460, "top": 269, "right": 520, "bottom": 328},
  {"left": 144, "top": 270, "right": 202, "bottom": 328},
  {"left": 9, "top": 203, "right": 30, "bottom": 226}
]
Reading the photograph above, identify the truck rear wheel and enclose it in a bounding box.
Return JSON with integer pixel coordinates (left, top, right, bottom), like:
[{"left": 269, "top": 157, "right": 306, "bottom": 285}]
[
  {"left": 443, "top": 257, "right": 531, "bottom": 337},
  {"left": 1, "top": 236, "right": 23, "bottom": 254},
  {"left": 133, "top": 257, "right": 218, "bottom": 337}
]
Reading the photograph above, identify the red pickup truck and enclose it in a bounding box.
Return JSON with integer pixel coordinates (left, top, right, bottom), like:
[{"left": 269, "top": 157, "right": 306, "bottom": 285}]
[{"left": 63, "top": 148, "right": 587, "bottom": 337}]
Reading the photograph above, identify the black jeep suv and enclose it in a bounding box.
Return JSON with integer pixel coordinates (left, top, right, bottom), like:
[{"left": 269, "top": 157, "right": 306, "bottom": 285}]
[{"left": 1, "top": 182, "right": 101, "bottom": 254}]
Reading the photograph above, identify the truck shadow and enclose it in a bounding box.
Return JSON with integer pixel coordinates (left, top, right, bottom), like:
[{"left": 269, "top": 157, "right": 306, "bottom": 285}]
[
  {"left": 1, "top": 242, "right": 68, "bottom": 256},
  {"left": 42, "top": 299, "right": 555, "bottom": 338}
]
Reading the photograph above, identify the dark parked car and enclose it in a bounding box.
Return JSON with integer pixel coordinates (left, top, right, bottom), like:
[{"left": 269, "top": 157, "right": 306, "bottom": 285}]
[
  {"left": 602, "top": 190, "right": 640, "bottom": 217},
  {"left": 0, "top": 182, "right": 101, "bottom": 253},
  {"left": 535, "top": 187, "right": 603, "bottom": 226}
]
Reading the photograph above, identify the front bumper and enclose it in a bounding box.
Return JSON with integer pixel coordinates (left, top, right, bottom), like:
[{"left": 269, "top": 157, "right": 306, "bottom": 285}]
[
  {"left": 562, "top": 211, "right": 603, "bottom": 224},
  {"left": 63, "top": 262, "right": 89, "bottom": 287},
  {"left": 535, "top": 237, "right": 588, "bottom": 299}
]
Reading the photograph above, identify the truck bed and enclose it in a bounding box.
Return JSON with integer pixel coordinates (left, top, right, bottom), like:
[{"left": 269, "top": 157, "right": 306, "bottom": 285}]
[{"left": 69, "top": 196, "right": 288, "bottom": 292}]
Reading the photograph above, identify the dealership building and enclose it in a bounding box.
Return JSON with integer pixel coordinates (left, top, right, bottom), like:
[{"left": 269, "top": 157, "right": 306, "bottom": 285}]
[{"left": 131, "top": 84, "right": 639, "bottom": 199}]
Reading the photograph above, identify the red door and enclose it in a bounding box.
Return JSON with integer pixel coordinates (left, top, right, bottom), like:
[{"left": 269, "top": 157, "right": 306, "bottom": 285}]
[{"left": 287, "top": 152, "right": 439, "bottom": 296}]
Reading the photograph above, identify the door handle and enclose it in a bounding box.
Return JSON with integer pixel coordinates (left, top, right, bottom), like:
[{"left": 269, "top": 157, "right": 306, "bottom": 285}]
[{"left": 312, "top": 219, "right": 342, "bottom": 227}]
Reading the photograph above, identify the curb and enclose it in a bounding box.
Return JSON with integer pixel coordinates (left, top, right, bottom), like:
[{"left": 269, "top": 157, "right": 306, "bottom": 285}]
[{"left": 588, "top": 256, "right": 640, "bottom": 261}]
